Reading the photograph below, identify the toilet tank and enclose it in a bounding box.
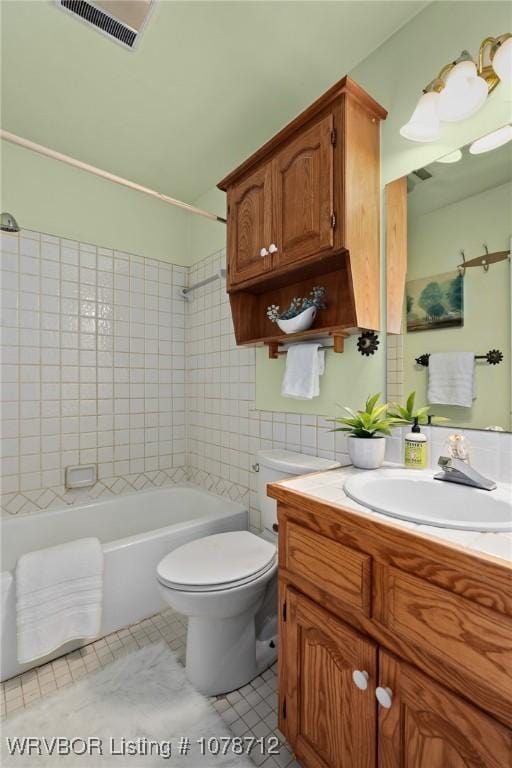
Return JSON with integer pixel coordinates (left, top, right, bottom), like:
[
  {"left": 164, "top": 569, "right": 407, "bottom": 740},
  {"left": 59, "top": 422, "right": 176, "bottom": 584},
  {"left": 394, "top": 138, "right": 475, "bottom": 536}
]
[{"left": 256, "top": 450, "right": 341, "bottom": 533}]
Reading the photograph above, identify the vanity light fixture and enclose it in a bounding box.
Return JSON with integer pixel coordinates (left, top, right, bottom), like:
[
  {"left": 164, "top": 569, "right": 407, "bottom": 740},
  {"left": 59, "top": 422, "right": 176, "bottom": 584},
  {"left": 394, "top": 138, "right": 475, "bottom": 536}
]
[
  {"left": 469, "top": 124, "right": 512, "bottom": 154},
  {"left": 436, "top": 149, "right": 463, "bottom": 163},
  {"left": 437, "top": 59, "right": 488, "bottom": 122},
  {"left": 399, "top": 91, "right": 441, "bottom": 142},
  {"left": 401, "top": 33, "right": 512, "bottom": 142}
]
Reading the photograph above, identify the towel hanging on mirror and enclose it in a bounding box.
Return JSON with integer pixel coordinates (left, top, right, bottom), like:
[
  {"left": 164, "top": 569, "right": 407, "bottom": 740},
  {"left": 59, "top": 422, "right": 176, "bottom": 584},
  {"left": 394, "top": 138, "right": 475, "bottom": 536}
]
[{"left": 427, "top": 351, "right": 476, "bottom": 407}]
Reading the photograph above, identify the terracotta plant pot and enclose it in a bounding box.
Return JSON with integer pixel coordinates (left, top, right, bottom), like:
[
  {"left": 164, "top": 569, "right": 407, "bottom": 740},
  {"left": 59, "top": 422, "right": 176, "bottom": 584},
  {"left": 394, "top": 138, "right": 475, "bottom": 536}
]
[{"left": 348, "top": 436, "right": 386, "bottom": 469}]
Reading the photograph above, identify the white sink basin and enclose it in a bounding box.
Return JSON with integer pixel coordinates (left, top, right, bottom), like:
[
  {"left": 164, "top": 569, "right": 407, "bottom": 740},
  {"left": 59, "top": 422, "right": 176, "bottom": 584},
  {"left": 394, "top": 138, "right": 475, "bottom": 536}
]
[{"left": 344, "top": 469, "right": 512, "bottom": 532}]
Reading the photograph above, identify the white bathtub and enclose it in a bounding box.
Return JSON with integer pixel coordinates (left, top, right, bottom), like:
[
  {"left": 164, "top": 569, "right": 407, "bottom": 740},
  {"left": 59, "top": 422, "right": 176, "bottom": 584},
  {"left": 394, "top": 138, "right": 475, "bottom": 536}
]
[{"left": 0, "top": 484, "right": 248, "bottom": 681}]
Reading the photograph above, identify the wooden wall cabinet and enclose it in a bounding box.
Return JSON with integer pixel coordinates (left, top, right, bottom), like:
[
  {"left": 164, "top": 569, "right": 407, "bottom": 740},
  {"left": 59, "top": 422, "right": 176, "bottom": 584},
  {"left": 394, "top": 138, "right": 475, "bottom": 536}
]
[
  {"left": 218, "top": 77, "right": 387, "bottom": 356},
  {"left": 227, "top": 162, "right": 273, "bottom": 286},
  {"left": 271, "top": 489, "right": 512, "bottom": 768},
  {"left": 273, "top": 114, "right": 335, "bottom": 270}
]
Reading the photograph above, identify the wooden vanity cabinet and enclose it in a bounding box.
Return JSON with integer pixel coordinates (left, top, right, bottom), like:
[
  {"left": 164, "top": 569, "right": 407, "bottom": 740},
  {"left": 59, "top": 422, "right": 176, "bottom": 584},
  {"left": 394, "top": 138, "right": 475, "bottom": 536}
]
[
  {"left": 378, "top": 652, "right": 512, "bottom": 768},
  {"left": 273, "top": 493, "right": 512, "bottom": 768},
  {"left": 282, "top": 587, "right": 377, "bottom": 768}
]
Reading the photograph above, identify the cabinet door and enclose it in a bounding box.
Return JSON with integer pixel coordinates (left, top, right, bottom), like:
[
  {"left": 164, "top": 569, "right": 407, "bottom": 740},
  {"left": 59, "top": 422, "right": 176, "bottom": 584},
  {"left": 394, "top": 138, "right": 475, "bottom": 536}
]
[
  {"left": 281, "top": 586, "right": 377, "bottom": 768},
  {"left": 378, "top": 651, "right": 512, "bottom": 768},
  {"left": 226, "top": 162, "right": 272, "bottom": 287},
  {"left": 274, "top": 113, "right": 335, "bottom": 268}
]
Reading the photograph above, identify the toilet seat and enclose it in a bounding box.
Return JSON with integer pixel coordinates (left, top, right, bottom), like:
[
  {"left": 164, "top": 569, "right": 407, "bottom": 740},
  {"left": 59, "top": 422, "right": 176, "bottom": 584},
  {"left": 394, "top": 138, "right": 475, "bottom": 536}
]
[{"left": 157, "top": 531, "right": 276, "bottom": 593}]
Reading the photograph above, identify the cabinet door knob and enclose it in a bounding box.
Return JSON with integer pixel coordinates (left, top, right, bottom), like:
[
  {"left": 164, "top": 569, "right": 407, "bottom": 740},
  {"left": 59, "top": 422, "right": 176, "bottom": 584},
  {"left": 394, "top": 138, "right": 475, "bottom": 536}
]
[
  {"left": 260, "top": 247, "right": 269, "bottom": 257},
  {"left": 352, "top": 670, "right": 369, "bottom": 691},
  {"left": 375, "top": 686, "right": 393, "bottom": 708},
  {"left": 268, "top": 243, "right": 278, "bottom": 254}
]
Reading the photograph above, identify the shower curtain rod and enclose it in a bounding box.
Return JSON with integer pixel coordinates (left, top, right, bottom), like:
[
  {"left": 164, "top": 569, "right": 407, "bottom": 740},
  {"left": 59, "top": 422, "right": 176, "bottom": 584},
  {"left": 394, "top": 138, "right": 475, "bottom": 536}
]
[{"left": 0, "top": 130, "right": 227, "bottom": 224}]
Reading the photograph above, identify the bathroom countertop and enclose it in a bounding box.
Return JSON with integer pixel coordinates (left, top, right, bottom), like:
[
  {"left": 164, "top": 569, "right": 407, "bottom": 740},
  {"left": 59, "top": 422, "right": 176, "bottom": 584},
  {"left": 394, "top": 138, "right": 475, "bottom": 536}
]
[{"left": 271, "top": 463, "right": 512, "bottom": 564}]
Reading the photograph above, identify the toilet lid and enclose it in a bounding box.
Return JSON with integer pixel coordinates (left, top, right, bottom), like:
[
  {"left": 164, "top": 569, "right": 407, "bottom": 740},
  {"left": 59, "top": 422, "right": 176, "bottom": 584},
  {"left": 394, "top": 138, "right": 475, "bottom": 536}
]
[{"left": 157, "top": 531, "right": 276, "bottom": 591}]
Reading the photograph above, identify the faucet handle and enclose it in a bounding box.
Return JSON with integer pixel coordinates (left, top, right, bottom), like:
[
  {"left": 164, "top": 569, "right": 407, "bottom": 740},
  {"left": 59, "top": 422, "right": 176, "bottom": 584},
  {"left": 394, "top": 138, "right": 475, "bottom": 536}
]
[{"left": 446, "top": 434, "right": 471, "bottom": 463}]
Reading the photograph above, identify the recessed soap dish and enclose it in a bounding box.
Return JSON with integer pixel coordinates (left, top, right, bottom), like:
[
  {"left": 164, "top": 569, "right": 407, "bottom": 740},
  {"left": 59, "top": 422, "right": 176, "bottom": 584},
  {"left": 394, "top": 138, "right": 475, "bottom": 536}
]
[{"left": 65, "top": 464, "right": 97, "bottom": 489}]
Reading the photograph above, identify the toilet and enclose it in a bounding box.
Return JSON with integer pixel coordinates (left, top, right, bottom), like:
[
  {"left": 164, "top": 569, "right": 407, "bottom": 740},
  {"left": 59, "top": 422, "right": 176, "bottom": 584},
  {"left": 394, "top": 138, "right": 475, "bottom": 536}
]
[{"left": 156, "top": 450, "right": 341, "bottom": 695}]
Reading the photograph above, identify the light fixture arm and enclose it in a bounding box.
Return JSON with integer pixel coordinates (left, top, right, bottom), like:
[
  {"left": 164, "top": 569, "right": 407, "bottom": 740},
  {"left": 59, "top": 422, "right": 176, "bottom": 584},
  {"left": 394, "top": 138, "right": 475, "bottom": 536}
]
[
  {"left": 401, "top": 31, "right": 511, "bottom": 144},
  {"left": 424, "top": 50, "right": 475, "bottom": 94},
  {"left": 421, "top": 34, "right": 511, "bottom": 96},
  {"left": 478, "top": 33, "right": 511, "bottom": 93}
]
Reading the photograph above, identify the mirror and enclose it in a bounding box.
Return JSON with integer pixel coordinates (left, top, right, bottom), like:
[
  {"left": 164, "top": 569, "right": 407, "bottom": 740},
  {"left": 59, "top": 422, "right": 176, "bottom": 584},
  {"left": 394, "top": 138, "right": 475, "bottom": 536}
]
[{"left": 386, "top": 129, "right": 512, "bottom": 431}]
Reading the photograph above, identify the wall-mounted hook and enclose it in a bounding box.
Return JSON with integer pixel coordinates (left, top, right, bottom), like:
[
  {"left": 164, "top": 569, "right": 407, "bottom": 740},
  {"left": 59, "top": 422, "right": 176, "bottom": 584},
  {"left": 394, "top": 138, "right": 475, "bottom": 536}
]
[
  {"left": 457, "top": 249, "right": 466, "bottom": 277},
  {"left": 357, "top": 331, "right": 379, "bottom": 356},
  {"left": 482, "top": 244, "right": 490, "bottom": 272}
]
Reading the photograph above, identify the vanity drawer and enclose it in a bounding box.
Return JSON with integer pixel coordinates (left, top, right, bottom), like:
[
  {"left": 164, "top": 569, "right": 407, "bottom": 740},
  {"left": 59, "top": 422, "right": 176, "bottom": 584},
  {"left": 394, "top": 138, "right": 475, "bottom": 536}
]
[
  {"left": 282, "top": 521, "right": 371, "bottom": 615},
  {"left": 381, "top": 566, "right": 512, "bottom": 724}
]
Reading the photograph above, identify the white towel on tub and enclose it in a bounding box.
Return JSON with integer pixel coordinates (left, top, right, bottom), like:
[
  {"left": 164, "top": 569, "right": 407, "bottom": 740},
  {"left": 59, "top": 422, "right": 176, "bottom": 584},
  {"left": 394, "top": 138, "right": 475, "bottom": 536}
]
[{"left": 16, "top": 538, "right": 103, "bottom": 664}]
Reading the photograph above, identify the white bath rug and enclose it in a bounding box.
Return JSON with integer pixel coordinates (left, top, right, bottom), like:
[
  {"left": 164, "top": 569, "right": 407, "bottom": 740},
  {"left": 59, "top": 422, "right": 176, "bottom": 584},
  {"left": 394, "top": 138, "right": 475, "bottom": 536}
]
[{"left": 1, "top": 643, "right": 253, "bottom": 766}]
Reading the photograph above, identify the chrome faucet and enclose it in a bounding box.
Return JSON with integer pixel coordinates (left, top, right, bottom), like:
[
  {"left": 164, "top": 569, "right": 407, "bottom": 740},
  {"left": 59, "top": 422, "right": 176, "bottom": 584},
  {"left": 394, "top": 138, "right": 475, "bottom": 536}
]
[{"left": 434, "top": 456, "right": 497, "bottom": 491}]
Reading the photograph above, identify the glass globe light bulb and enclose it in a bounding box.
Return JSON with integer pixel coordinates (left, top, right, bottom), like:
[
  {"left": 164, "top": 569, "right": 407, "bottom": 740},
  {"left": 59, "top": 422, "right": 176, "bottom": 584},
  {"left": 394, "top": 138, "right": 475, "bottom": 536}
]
[
  {"left": 400, "top": 91, "right": 441, "bottom": 142},
  {"left": 492, "top": 36, "right": 512, "bottom": 85},
  {"left": 438, "top": 60, "right": 488, "bottom": 122}
]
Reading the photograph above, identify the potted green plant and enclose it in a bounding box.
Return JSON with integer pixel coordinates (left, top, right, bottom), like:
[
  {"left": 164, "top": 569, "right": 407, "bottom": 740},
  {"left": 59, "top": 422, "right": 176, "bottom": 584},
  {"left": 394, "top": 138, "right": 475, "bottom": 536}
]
[
  {"left": 388, "top": 391, "right": 448, "bottom": 426},
  {"left": 331, "top": 393, "right": 404, "bottom": 469}
]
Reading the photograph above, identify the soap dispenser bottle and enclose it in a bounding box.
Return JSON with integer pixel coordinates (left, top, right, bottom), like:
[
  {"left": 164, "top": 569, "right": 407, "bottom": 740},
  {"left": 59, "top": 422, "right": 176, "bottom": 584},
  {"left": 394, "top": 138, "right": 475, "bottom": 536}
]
[{"left": 404, "top": 418, "right": 428, "bottom": 469}]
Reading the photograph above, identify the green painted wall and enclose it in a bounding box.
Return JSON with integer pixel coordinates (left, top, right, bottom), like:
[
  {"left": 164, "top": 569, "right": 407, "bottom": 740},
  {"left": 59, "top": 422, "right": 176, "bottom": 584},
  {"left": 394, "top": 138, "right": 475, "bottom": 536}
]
[
  {"left": 253, "top": 0, "right": 512, "bottom": 416},
  {"left": 0, "top": 140, "right": 191, "bottom": 264},
  {"left": 404, "top": 181, "right": 511, "bottom": 430},
  {"left": 189, "top": 187, "right": 227, "bottom": 263},
  {"left": 255, "top": 341, "right": 385, "bottom": 418}
]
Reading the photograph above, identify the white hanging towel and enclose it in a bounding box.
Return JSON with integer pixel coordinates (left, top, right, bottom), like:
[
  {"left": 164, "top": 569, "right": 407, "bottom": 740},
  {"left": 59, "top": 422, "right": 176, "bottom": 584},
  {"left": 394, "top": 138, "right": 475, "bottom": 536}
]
[
  {"left": 427, "top": 351, "right": 476, "bottom": 408},
  {"left": 16, "top": 538, "right": 103, "bottom": 664},
  {"left": 281, "top": 343, "right": 325, "bottom": 399}
]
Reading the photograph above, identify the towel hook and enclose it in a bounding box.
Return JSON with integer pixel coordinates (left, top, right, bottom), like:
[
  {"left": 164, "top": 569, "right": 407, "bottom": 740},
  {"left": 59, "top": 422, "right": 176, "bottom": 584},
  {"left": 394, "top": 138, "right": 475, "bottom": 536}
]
[
  {"left": 482, "top": 244, "right": 490, "bottom": 272},
  {"left": 458, "top": 249, "right": 466, "bottom": 277}
]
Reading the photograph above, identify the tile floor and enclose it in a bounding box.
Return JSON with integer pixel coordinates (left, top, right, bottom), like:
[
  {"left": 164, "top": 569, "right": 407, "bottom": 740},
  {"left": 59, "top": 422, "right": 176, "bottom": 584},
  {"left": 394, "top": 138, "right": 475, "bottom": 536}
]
[{"left": 0, "top": 609, "right": 298, "bottom": 768}]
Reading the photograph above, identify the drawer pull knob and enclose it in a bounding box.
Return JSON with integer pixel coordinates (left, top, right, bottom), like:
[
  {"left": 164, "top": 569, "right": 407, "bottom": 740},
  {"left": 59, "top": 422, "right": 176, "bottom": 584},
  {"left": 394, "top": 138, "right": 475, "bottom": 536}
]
[
  {"left": 376, "top": 686, "right": 393, "bottom": 709},
  {"left": 260, "top": 247, "right": 269, "bottom": 257},
  {"left": 352, "top": 670, "right": 369, "bottom": 691},
  {"left": 269, "top": 243, "right": 278, "bottom": 254}
]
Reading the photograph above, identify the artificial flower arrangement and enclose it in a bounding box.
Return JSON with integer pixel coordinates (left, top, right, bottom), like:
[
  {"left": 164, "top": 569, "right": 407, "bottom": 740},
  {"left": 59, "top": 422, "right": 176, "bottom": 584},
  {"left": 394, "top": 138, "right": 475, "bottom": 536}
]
[{"left": 266, "top": 287, "right": 326, "bottom": 334}]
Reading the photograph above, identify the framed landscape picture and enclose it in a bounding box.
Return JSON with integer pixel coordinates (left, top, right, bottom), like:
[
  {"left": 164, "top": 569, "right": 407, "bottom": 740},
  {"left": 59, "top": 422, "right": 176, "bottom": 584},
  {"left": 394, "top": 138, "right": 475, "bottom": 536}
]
[{"left": 406, "top": 271, "right": 464, "bottom": 332}]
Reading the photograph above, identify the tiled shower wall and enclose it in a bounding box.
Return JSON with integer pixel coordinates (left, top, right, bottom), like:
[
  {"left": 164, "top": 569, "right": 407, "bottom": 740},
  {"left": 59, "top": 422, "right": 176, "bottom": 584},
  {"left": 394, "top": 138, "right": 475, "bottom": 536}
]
[{"left": 0, "top": 229, "right": 187, "bottom": 515}]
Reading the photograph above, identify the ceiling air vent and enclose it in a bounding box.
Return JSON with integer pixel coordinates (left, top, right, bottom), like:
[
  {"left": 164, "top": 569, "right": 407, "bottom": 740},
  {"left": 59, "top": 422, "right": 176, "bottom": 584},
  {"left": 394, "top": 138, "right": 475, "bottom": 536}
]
[
  {"left": 58, "top": 0, "right": 154, "bottom": 49},
  {"left": 413, "top": 167, "right": 433, "bottom": 182}
]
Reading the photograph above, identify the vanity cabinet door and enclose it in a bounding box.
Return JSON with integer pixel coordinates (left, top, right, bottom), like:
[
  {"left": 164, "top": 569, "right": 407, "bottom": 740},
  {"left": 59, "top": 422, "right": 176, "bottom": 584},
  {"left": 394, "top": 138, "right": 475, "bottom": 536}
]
[
  {"left": 273, "top": 113, "right": 335, "bottom": 269},
  {"left": 282, "top": 586, "right": 377, "bottom": 768},
  {"left": 226, "top": 162, "right": 273, "bottom": 288},
  {"left": 378, "top": 651, "right": 512, "bottom": 768}
]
